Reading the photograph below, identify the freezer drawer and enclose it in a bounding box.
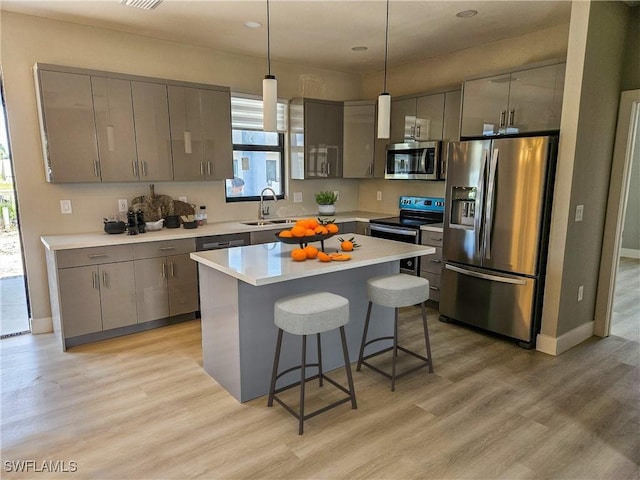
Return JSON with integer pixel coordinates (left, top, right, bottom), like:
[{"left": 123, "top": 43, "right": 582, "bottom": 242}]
[{"left": 440, "top": 263, "right": 536, "bottom": 342}]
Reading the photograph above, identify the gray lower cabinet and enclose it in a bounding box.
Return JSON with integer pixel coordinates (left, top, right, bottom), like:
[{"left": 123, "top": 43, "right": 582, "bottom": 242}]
[
  {"left": 420, "top": 229, "right": 444, "bottom": 303},
  {"left": 133, "top": 239, "right": 198, "bottom": 323},
  {"left": 356, "top": 221, "right": 370, "bottom": 236}
]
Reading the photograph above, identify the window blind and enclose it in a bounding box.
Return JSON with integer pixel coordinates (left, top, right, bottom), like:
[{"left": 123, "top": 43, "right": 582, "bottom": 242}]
[{"left": 231, "top": 94, "right": 288, "bottom": 132}]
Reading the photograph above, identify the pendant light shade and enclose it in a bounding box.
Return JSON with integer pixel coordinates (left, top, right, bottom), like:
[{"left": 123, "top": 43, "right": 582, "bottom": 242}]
[
  {"left": 263, "top": 75, "right": 277, "bottom": 132},
  {"left": 263, "top": 0, "right": 277, "bottom": 132},
  {"left": 377, "top": 0, "right": 391, "bottom": 139}
]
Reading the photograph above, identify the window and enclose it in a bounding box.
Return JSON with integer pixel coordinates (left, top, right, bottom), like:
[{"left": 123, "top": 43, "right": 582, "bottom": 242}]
[{"left": 225, "top": 95, "right": 287, "bottom": 202}]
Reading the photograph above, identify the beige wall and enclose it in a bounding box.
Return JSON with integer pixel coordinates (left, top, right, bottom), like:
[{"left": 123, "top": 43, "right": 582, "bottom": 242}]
[
  {"left": 541, "top": 1, "right": 630, "bottom": 340},
  {"left": 0, "top": 11, "right": 363, "bottom": 327}
]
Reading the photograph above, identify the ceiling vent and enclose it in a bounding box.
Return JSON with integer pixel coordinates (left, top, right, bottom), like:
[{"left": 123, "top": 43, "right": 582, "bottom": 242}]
[{"left": 120, "top": 0, "right": 163, "bottom": 10}]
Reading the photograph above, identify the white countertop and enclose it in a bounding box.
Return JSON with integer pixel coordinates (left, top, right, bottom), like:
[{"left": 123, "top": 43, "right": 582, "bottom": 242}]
[
  {"left": 190, "top": 234, "right": 435, "bottom": 286},
  {"left": 41, "top": 211, "right": 388, "bottom": 251}
]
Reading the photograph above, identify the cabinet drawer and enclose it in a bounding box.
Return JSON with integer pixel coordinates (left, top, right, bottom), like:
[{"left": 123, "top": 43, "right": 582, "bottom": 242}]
[
  {"left": 421, "top": 248, "right": 443, "bottom": 274},
  {"left": 133, "top": 239, "right": 195, "bottom": 259},
  {"left": 57, "top": 245, "right": 133, "bottom": 268},
  {"left": 421, "top": 230, "right": 443, "bottom": 247},
  {"left": 420, "top": 271, "right": 441, "bottom": 302}
]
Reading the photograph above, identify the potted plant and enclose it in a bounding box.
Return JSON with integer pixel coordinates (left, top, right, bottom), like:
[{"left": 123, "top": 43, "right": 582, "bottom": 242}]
[{"left": 315, "top": 191, "right": 338, "bottom": 215}]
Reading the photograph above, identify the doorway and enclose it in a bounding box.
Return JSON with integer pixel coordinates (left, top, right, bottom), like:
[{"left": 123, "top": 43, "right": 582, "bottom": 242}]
[
  {"left": 595, "top": 89, "right": 640, "bottom": 340},
  {"left": 0, "top": 77, "right": 30, "bottom": 337}
]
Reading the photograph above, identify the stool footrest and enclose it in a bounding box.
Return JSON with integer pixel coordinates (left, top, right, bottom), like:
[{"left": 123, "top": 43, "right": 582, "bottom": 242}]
[{"left": 359, "top": 344, "right": 431, "bottom": 380}]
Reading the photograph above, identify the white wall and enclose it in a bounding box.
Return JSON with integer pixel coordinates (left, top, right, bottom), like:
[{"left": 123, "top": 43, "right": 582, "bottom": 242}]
[{"left": 1, "top": 11, "right": 363, "bottom": 329}]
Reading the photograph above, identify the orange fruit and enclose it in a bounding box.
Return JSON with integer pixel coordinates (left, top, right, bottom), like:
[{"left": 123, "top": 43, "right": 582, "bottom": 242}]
[
  {"left": 314, "top": 225, "right": 328, "bottom": 235},
  {"left": 326, "top": 223, "right": 339, "bottom": 234},
  {"left": 317, "top": 252, "right": 332, "bottom": 262},
  {"left": 291, "top": 248, "right": 307, "bottom": 261},
  {"left": 296, "top": 218, "right": 311, "bottom": 229},
  {"left": 306, "top": 218, "right": 319, "bottom": 229},
  {"left": 304, "top": 228, "right": 316, "bottom": 236},
  {"left": 291, "top": 225, "right": 306, "bottom": 237},
  {"left": 340, "top": 240, "right": 354, "bottom": 251},
  {"left": 304, "top": 245, "right": 319, "bottom": 259},
  {"left": 278, "top": 230, "right": 293, "bottom": 238}
]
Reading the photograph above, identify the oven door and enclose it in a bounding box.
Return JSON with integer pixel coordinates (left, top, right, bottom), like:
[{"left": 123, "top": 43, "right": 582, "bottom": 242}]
[
  {"left": 369, "top": 223, "right": 420, "bottom": 275},
  {"left": 385, "top": 142, "right": 439, "bottom": 180}
]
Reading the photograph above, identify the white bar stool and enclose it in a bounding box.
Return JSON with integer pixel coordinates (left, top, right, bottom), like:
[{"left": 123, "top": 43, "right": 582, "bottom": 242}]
[
  {"left": 356, "top": 273, "right": 434, "bottom": 391},
  {"left": 268, "top": 291, "right": 357, "bottom": 435}
]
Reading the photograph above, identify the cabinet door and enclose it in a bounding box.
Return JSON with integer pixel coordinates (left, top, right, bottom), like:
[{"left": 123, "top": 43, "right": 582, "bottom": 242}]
[
  {"left": 304, "top": 100, "right": 326, "bottom": 178},
  {"left": 507, "top": 64, "right": 564, "bottom": 134},
  {"left": 37, "top": 70, "right": 101, "bottom": 183},
  {"left": 324, "top": 101, "right": 344, "bottom": 178},
  {"left": 343, "top": 102, "right": 375, "bottom": 178},
  {"left": 201, "top": 89, "right": 234, "bottom": 180},
  {"left": 100, "top": 262, "right": 137, "bottom": 330},
  {"left": 134, "top": 257, "right": 169, "bottom": 323},
  {"left": 390, "top": 98, "right": 416, "bottom": 143},
  {"left": 58, "top": 266, "right": 102, "bottom": 337},
  {"left": 167, "top": 254, "right": 199, "bottom": 316},
  {"left": 460, "top": 74, "right": 510, "bottom": 138},
  {"left": 92, "top": 77, "right": 138, "bottom": 182},
  {"left": 131, "top": 81, "right": 173, "bottom": 181},
  {"left": 415, "top": 93, "right": 445, "bottom": 141},
  {"left": 443, "top": 90, "right": 462, "bottom": 141},
  {"left": 168, "top": 86, "right": 204, "bottom": 181}
]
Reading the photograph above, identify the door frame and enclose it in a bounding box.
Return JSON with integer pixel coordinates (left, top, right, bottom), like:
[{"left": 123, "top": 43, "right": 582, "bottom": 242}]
[{"left": 594, "top": 89, "right": 640, "bottom": 337}]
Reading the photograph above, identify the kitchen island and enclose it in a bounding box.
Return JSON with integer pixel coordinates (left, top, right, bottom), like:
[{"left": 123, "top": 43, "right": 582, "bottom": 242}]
[{"left": 190, "top": 234, "right": 434, "bottom": 402}]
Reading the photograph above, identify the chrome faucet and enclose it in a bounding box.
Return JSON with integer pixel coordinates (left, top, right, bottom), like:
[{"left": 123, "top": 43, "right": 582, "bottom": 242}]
[{"left": 259, "top": 187, "right": 278, "bottom": 221}]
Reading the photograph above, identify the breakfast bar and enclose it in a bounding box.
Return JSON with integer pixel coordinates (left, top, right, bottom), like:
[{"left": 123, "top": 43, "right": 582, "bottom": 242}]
[{"left": 190, "top": 234, "right": 435, "bottom": 402}]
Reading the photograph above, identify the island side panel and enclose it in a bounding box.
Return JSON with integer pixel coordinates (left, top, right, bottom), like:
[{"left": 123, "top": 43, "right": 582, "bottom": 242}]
[
  {"left": 198, "top": 264, "right": 242, "bottom": 399},
  {"left": 237, "top": 261, "right": 398, "bottom": 403}
]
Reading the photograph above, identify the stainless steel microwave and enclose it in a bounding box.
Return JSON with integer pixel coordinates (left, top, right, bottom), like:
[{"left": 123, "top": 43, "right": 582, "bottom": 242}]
[{"left": 385, "top": 141, "right": 441, "bottom": 180}]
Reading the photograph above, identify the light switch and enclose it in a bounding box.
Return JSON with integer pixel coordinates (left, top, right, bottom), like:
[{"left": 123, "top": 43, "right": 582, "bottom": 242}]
[
  {"left": 118, "top": 199, "right": 128, "bottom": 212},
  {"left": 293, "top": 192, "right": 303, "bottom": 203},
  {"left": 60, "top": 199, "right": 72, "bottom": 214},
  {"left": 575, "top": 204, "right": 584, "bottom": 222},
  {"left": 376, "top": 191, "right": 382, "bottom": 201}
]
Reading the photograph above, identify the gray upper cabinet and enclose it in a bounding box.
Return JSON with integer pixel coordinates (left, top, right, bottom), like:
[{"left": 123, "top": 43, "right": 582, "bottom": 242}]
[
  {"left": 92, "top": 76, "right": 138, "bottom": 182},
  {"left": 168, "top": 85, "right": 233, "bottom": 181},
  {"left": 290, "top": 98, "right": 343, "bottom": 179},
  {"left": 390, "top": 93, "right": 445, "bottom": 143},
  {"left": 460, "top": 62, "right": 565, "bottom": 138},
  {"left": 443, "top": 90, "right": 462, "bottom": 141},
  {"left": 343, "top": 101, "right": 376, "bottom": 178},
  {"left": 35, "top": 68, "right": 101, "bottom": 183},
  {"left": 131, "top": 81, "right": 173, "bottom": 181}
]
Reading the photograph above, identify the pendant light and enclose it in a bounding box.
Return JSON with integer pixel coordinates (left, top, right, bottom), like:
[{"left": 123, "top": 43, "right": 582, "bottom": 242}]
[
  {"left": 377, "top": 0, "right": 391, "bottom": 139},
  {"left": 263, "top": 0, "right": 277, "bottom": 132}
]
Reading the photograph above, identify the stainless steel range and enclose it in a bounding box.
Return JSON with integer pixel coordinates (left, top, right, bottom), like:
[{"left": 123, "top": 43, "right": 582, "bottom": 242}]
[{"left": 369, "top": 196, "right": 444, "bottom": 275}]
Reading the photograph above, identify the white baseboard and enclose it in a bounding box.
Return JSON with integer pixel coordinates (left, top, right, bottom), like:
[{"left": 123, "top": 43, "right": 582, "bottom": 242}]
[
  {"left": 620, "top": 248, "right": 640, "bottom": 259},
  {"left": 30, "top": 316, "right": 53, "bottom": 334},
  {"left": 536, "top": 321, "right": 594, "bottom": 356}
]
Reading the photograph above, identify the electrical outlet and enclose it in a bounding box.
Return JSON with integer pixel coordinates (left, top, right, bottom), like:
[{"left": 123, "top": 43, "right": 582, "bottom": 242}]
[
  {"left": 376, "top": 191, "right": 382, "bottom": 201},
  {"left": 293, "top": 192, "right": 303, "bottom": 203},
  {"left": 60, "top": 199, "right": 72, "bottom": 214},
  {"left": 179, "top": 196, "right": 187, "bottom": 203},
  {"left": 333, "top": 190, "right": 340, "bottom": 201},
  {"left": 577, "top": 285, "right": 584, "bottom": 302},
  {"left": 118, "top": 199, "right": 128, "bottom": 213},
  {"left": 575, "top": 204, "right": 584, "bottom": 222}
]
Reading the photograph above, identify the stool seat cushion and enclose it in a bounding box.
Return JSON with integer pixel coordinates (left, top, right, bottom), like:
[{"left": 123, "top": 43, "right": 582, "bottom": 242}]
[
  {"left": 367, "top": 273, "right": 429, "bottom": 307},
  {"left": 274, "top": 292, "right": 349, "bottom": 335}
]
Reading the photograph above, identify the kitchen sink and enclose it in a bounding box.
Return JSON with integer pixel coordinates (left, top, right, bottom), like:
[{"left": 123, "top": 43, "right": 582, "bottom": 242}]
[{"left": 241, "top": 218, "right": 297, "bottom": 226}]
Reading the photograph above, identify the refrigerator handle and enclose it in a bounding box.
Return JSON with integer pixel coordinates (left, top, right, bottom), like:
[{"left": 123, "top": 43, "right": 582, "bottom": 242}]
[
  {"left": 484, "top": 148, "right": 499, "bottom": 259},
  {"left": 445, "top": 264, "right": 527, "bottom": 285},
  {"left": 475, "top": 149, "right": 488, "bottom": 258}
]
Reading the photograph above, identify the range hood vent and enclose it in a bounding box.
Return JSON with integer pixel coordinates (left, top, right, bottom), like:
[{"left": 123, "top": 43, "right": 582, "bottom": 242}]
[{"left": 120, "top": 0, "right": 163, "bottom": 10}]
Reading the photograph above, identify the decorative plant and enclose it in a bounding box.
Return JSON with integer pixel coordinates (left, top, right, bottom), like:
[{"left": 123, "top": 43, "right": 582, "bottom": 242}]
[{"left": 315, "top": 191, "right": 338, "bottom": 205}]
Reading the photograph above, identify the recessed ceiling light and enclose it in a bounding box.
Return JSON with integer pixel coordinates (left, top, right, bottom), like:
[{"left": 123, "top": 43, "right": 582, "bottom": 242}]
[
  {"left": 456, "top": 9, "right": 478, "bottom": 18},
  {"left": 245, "top": 21, "right": 263, "bottom": 29},
  {"left": 352, "top": 46, "right": 368, "bottom": 52},
  {"left": 120, "top": 0, "right": 163, "bottom": 10}
]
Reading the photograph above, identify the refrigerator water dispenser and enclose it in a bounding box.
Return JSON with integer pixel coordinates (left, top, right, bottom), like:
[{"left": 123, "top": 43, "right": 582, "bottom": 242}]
[{"left": 450, "top": 187, "right": 477, "bottom": 227}]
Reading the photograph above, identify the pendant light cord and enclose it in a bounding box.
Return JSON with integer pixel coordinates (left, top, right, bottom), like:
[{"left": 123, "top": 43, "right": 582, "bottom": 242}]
[
  {"left": 383, "top": 0, "right": 389, "bottom": 93},
  {"left": 266, "top": 0, "right": 272, "bottom": 76}
]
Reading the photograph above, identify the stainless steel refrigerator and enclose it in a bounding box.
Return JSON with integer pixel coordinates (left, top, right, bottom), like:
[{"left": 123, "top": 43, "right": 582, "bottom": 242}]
[{"left": 440, "top": 135, "right": 557, "bottom": 348}]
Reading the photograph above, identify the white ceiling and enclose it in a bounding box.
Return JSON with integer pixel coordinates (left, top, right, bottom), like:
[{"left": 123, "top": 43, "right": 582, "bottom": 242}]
[{"left": 1, "top": 0, "right": 572, "bottom": 74}]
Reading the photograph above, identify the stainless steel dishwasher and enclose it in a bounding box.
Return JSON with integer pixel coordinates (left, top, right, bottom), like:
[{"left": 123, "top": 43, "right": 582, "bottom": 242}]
[{"left": 195, "top": 232, "right": 251, "bottom": 252}]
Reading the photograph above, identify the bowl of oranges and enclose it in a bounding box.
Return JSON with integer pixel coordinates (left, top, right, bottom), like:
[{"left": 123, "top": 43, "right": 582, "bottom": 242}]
[{"left": 276, "top": 218, "right": 339, "bottom": 251}]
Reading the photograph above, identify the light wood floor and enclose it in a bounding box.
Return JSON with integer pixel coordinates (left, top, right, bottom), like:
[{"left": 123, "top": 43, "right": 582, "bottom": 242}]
[{"left": 2, "top": 295, "right": 639, "bottom": 478}]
